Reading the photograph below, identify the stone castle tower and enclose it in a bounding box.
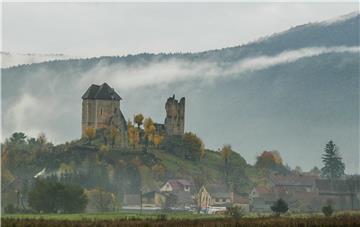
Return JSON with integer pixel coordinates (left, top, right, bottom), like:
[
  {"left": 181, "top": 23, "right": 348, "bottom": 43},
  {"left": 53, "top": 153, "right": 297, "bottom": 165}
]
[
  {"left": 81, "top": 83, "right": 127, "bottom": 138},
  {"left": 164, "top": 95, "right": 185, "bottom": 136}
]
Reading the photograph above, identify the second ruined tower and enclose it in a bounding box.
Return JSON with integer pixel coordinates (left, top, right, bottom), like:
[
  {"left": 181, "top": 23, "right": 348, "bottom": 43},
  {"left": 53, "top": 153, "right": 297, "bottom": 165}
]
[{"left": 164, "top": 95, "right": 185, "bottom": 136}]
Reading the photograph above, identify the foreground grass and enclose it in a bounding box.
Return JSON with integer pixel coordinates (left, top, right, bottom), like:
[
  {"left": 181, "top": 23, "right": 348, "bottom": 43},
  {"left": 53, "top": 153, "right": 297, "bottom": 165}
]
[
  {"left": 2, "top": 211, "right": 222, "bottom": 221},
  {"left": 3, "top": 210, "right": 360, "bottom": 220},
  {"left": 2, "top": 214, "right": 360, "bottom": 227},
  {"left": 2, "top": 211, "right": 360, "bottom": 227}
]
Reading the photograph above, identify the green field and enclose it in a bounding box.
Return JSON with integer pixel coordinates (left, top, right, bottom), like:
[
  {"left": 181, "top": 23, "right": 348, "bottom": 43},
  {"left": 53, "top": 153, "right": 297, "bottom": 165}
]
[
  {"left": 2, "top": 212, "right": 360, "bottom": 227},
  {"left": 3, "top": 210, "right": 360, "bottom": 220},
  {"left": 2, "top": 211, "right": 224, "bottom": 221}
]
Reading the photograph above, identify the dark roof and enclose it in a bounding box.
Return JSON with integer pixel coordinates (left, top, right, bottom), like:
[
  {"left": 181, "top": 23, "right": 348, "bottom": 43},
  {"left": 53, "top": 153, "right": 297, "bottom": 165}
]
[
  {"left": 253, "top": 196, "right": 276, "bottom": 204},
  {"left": 269, "top": 173, "right": 317, "bottom": 187},
  {"left": 172, "top": 191, "right": 193, "bottom": 204},
  {"left": 205, "top": 184, "right": 231, "bottom": 199},
  {"left": 143, "top": 191, "right": 157, "bottom": 198},
  {"left": 233, "top": 194, "right": 249, "bottom": 204},
  {"left": 274, "top": 185, "right": 309, "bottom": 194},
  {"left": 123, "top": 194, "right": 141, "bottom": 206},
  {"left": 167, "top": 179, "right": 192, "bottom": 190},
  {"left": 315, "top": 179, "right": 360, "bottom": 194},
  {"left": 82, "top": 83, "right": 122, "bottom": 100},
  {"left": 254, "top": 186, "right": 272, "bottom": 195}
]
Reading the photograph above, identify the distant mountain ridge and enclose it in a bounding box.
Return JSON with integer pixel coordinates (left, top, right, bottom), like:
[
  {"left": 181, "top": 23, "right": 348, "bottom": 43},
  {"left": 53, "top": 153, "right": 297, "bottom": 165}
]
[
  {"left": 0, "top": 52, "right": 77, "bottom": 68},
  {"left": 2, "top": 12, "right": 359, "bottom": 69},
  {"left": 1, "top": 12, "right": 359, "bottom": 173}
]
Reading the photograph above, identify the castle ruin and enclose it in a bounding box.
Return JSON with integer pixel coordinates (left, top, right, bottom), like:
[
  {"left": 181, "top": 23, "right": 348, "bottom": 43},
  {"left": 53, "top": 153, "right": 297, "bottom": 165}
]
[
  {"left": 81, "top": 83, "right": 127, "bottom": 138},
  {"left": 164, "top": 95, "right": 185, "bottom": 136},
  {"left": 81, "top": 83, "right": 185, "bottom": 140}
]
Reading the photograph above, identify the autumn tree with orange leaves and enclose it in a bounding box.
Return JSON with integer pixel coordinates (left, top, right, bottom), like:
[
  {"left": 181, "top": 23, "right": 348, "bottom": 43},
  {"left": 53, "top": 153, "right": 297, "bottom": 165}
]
[
  {"left": 127, "top": 120, "right": 140, "bottom": 148},
  {"left": 144, "top": 118, "right": 156, "bottom": 146},
  {"left": 84, "top": 127, "right": 96, "bottom": 145},
  {"left": 255, "top": 150, "right": 289, "bottom": 174}
]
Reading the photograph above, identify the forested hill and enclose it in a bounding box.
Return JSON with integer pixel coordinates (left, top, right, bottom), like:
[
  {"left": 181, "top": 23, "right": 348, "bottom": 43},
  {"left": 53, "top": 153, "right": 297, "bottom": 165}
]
[
  {"left": 2, "top": 12, "right": 359, "bottom": 173},
  {"left": 2, "top": 130, "right": 275, "bottom": 200}
]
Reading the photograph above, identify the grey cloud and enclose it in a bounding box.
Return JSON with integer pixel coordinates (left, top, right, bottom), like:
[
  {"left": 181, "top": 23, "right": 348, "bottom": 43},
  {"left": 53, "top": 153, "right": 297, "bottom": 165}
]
[{"left": 77, "top": 46, "right": 360, "bottom": 91}]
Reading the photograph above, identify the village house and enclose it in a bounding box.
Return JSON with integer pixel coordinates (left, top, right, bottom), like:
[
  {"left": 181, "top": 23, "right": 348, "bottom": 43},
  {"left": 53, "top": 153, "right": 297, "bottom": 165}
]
[
  {"left": 269, "top": 173, "right": 320, "bottom": 211},
  {"left": 142, "top": 191, "right": 167, "bottom": 208},
  {"left": 232, "top": 193, "right": 250, "bottom": 212},
  {"left": 249, "top": 174, "right": 360, "bottom": 212},
  {"left": 249, "top": 186, "right": 276, "bottom": 212},
  {"left": 122, "top": 194, "right": 141, "bottom": 210},
  {"left": 315, "top": 178, "right": 360, "bottom": 210},
  {"left": 160, "top": 179, "right": 192, "bottom": 192},
  {"left": 269, "top": 173, "right": 318, "bottom": 194},
  {"left": 160, "top": 179, "right": 194, "bottom": 208},
  {"left": 198, "top": 184, "right": 232, "bottom": 208},
  {"left": 250, "top": 173, "right": 319, "bottom": 212}
]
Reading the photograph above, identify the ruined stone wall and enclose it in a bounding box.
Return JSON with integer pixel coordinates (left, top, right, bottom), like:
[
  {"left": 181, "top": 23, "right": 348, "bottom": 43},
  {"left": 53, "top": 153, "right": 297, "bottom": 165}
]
[
  {"left": 81, "top": 99, "right": 127, "bottom": 142},
  {"left": 94, "top": 100, "right": 120, "bottom": 129},
  {"left": 81, "top": 99, "right": 97, "bottom": 135},
  {"left": 164, "top": 95, "right": 185, "bottom": 136}
]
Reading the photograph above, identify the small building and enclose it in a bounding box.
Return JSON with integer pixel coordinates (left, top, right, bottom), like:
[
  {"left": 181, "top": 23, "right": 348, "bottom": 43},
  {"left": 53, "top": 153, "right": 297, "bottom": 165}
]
[
  {"left": 173, "top": 190, "right": 194, "bottom": 208},
  {"left": 160, "top": 179, "right": 192, "bottom": 192},
  {"left": 249, "top": 186, "right": 275, "bottom": 212},
  {"left": 315, "top": 178, "right": 360, "bottom": 210},
  {"left": 142, "top": 191, "right": 167, "bottom": 208},
  {"left": 122, "top": 194, "right": 141, "bottom": 209},
  {"left": 232, "top": 193, "right": 250, "bottom": 212},
  {"left": 160, "top": 179, "right": 194, "bottom": 208},
  {"left": 250, "top": 173, "right": 320, "bottom": 212},
  {"left": 269, "top": 173, "right": 318, "bottom": 194},
  {"left": 267, "top": 173, "right": 320, "bottom": 211},
  {"left": 198, "top": 184, "right": 231, "bottom": 208}
]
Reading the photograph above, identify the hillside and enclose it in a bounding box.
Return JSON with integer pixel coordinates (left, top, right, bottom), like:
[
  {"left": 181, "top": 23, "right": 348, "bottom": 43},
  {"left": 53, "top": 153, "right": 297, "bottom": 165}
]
[
  {"left": 1, "top": 130, "right": 265, "bottom": 211},
  {"left": 1, "top": 12, "right": 359, "bottom": 174}
]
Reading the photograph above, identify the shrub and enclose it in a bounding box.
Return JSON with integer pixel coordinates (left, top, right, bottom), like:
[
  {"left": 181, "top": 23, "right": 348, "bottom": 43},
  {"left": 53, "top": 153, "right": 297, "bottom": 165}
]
[
  {"left": 271, "top": 198, "right": 289, "bottom": 216},
  {"left": 3, "top": 204, "right": 34, "bottom": 214},
  {"left": 4, "top": 204, "right": 16, "bottom": 214},
  {"left": 28, "top": 179, "right": 88, "bottom": 213},
  {"left": 156, "top": 214, "right": 168, "bottom": 221},
  {"left": 85, "top": 188, "right": 118, "bottom": 212},
  {"left": 160, "top": 133, "right": 204, "bottom": 161},
  {"left": 322, "top": 205, "right": 334, "bottom": 217},
  {"left": 226, "top": 206, "right": 245, "bottom": 220}
]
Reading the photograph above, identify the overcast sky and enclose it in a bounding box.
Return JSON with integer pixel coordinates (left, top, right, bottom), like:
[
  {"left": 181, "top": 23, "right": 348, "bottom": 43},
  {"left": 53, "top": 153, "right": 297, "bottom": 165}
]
[{"left": 2, "top": 2, "right": 358, "bottom": 56}]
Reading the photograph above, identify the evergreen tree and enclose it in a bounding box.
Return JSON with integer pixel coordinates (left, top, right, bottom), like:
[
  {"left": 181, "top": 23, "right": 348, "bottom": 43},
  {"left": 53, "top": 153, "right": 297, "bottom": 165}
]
[
  {"left": 321, "top": 141, "right": 345, "bottom": 179},
  {"left": 271, "top": 198, "right": 288, "bottom": 216},
  {"left": 28, "top": 179, "right": 87, "bottom": 213}
]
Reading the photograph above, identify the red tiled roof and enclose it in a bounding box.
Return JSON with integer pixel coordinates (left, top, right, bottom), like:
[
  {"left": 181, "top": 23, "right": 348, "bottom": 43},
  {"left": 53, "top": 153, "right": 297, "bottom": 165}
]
[
  {"left": 166, "top": 179, "right": 192, "bottom": 191},
  {"left": 255, "top": 186, "right": 272, "bottom": 195},
  {"left": 233, "top": 194, "right": 249, "bottom": 204},
  {"left": 269, "top": 174, "right": 317, "bottom": 186},
  {"left": 315, "top": 178, "right": 360, "bottom": 194}
]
